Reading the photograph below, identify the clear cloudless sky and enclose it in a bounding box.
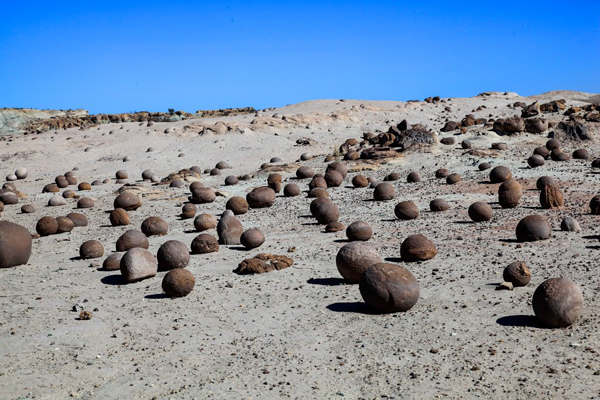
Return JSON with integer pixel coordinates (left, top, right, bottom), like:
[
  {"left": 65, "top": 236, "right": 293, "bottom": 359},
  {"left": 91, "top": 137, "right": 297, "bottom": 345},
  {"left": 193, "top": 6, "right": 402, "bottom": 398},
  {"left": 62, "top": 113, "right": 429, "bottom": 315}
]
[{"left": 0, "top": 1, "right": 598, "bottom": 114}]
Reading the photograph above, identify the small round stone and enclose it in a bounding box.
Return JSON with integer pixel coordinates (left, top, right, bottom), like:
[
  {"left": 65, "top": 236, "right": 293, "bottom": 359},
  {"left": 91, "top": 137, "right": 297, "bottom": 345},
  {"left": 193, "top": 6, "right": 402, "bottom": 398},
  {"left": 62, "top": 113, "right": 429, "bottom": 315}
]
[
  {"left": 359, "top": 263, "right": 419, "bottom": 313},
  {"left": 394, "top": 201, "right": 419, "bottom": 220},
  {"left": 226, "top": 197, "right": 249, "bottom": 215},
  {"left": 194, "top": 214, "right": 217, "bottom": 231},
  {"left": 162, "top": 268, "right": 195, "bottom": 298},
  {"left": 283, "top": 183, "right": 300, "bottom": 197},
  {"left": 20, "top": 204, "right": 35, "bottom": 214},
  {"left": 140, "top": 217, "right": 168, "bottom": 237},
  {"left": 191, "top": 233, "right": 219, "bottom": 254},
  {"left": 240, "top": 228, "right": 266, "bottom": 249},
  {"left": 336, "top": 242, "right": 383, "bottom": 283},
  {"left": 446, "top": 173, "right": 460, "bottom": 184},
  {"left": 515, "top": 215, "right": 552, "bottom": 242},
  {"left": 429, "top": 198, "right": 449, "bottom": 212},
  {"left": 80, "top": 240, "right": 104, "bottom": 259},
  {"left": 346, "top": 221, "right": 373, "bottom": 241},
  {"left": 489, "top": 166, "right": 512, "bottom": 183},
  {"left": 561, "top": 217, "right": 581, "bottom": 232},
  {"left": 36, "top": 216, "right": 58, "bottom": 236},
  {"left": 532, "top": 278, "right": 583, "bottom": 328},
  {"left": 110, "top": 208, "right": 130, "bottom": 226},
  {"left": 373, "top": 182, "right": 394, "bottom": 201},
  {"left": 352, "top": 175, "right": 369, "bottom": 188},
  {"left": 77, "top": 197, "right": 94, "bottom": 209},
  {"left": 400, "top": 234, "right": 437, "bottom": 262},
  {"left": 468, "top": 202, "right": 493, "bottom": 222},
  {"left": 66, "top": 213, "right": 88, "bottom": 227},
  {"left": 157, "top": 240, "right": 190, "bottom": 271},
  {"left": 503, "top": 261, "right": 531, "bottom": 287},
  {"left": 56, "top": 216, "right": 74, "bottom": 233},
  {"left": 102, "top": 253, "right": 123, "bottom": 271},
  {"left": 116, "top": 230, "right": 149, "bottom": 252}
]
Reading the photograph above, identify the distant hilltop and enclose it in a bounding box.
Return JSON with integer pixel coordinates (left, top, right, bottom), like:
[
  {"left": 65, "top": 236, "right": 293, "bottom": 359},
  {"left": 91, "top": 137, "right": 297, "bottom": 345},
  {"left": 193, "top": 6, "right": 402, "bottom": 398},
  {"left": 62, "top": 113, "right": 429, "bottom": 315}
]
[{"left": 0, "top": 107, "right": 257, "bottom": 135}]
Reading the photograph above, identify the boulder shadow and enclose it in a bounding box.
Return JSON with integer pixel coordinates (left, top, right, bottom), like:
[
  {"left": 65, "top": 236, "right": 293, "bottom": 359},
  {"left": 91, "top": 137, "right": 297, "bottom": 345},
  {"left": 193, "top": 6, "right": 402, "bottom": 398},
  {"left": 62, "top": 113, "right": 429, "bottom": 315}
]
[
  {"left": 69, "top": 256, "right": 83, "bottom": 261},
  {"left": 582, "top": 235, "right": 599, "bottom": 240},
  {"left": 144, "top": 293, "right": 170, "bottom": 299},
  {"left": 101, "top": 275, "right": 125, "bottom": 285},
  {"left": 478, "top": 180, "right": 493, "bottom": 185},
  {"left": 380, "top": 218, "right": 397, "bottom": 222},
  {"left": 333, "top": 239, "right": 350, "bottom": 243},
  {"left": 183, "top": 230, "right": 198, "bottom": 234},
  {"left": 227, "top": 246, "right": 249, "bottom": 251},
  {"left": 327, "top": 302, "right": 373, "bottom": 314},
  {"left": 453, "top": 220, "right": 473, "bottom": 224},
  {"left": 585, "top": 245, "right": 600, "bottom": 250},
  {"left": 307, "top": 277, "right": 346, "bottom": 286},
  {"left": 499, "top": 238, "right": 520, "bottom": 243},
  {"left": 301, "top": 222, "right": 320, "bottom": 226},
  {"left": 496, "top": 315, "right": 545, "bottom": 328}
]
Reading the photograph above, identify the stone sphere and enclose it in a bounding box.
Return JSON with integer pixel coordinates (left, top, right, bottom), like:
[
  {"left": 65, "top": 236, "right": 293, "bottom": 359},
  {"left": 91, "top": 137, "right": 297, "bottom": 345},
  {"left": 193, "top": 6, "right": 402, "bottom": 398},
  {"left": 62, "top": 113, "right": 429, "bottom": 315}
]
[
  {"left": 546, "top": 139, "right": 561, "bottom": 151},
  {"left": 592, "top": 159, "right": 600, "bottom": 168},
  {"left": 440, "top": 137, "right": 456, "bottom": 145},
  {"left": 224, "top": 197, "right": 247, "bottom": 215},
  {"left": 461, "top": 140, "right": 472, "bottom": 149},
  {"left": 478, "top": 162, "right": 491, "bottom": 171},
  {"left": 385, "top": 172, "right": 400, "bottom": 181},
  {"left": 56, "top": 176, "right": 68, "bottom": 188},
  {"left": 62, "top": 190, "right": 76, "bottom": 199},
  {"left": 326, "top": 161, "right": 348, "bottom": 179},
  {"left": 324, "top": 170, "right": 344, "bottom": 187},
  {"left": 401, "top": 234, "right": 437, "bottom": 262},
  {"left": 162, "top": 268, "right": 195, "bottom": 298},
  {"left": 141, "top": 169, "right": 155, "bottom": 180},
  {"left": 43, "top": 183, "right": 60, "bottom": 193},
  {"left": 536, "top": 176, "right": 556, "bottom": 190},
  {"left": 359, "top": 263, "right": 419, "bottom": 313},
  {"left": 210, "top": 168, "right": 222, "bottom": 176},
  {"left": 15, "top": 168, "right": 27, "bottom": 179},
  {"left": 310, "top": 197, "right": 340, "bottom": 224},
  {"left": 326, "top": 221, "right": 345, "bottom": 232},
  {"left": 336, "top": 242, "right": 383, "bottom": 283},
  {"left": 20, "top": 204, "right": 35, "bottom": 214},
  {"left": 77, "top": 197, "right": 94, "bottom": 209},
  {"left": 406, "top": 172, "right": 421, "bottom": 183},
  {"left": 446, "top": 173, "right": 461, "bottom": 185},
  {"left": 223, "top": 175, "right": 238, "bottom": 186},
  {"left": 36, "top": 216, "right": 58, "bottom": 236},
  {"left": 66, "top": 176, "right": 77, "bottom": 185},
  {"left": 540, "top": 185, "right": 564, "bottom": 209},
  {"left": 283, "top": 183, "right": 300, "bottom": 197},
  {"left": 373, "top": 182, "right": 394, "bottom": 201},
  {"left": 3, "top": 182, "right": 16, "bottom": 191},
  {"left": 56, "top": 216, "right": 74, "bottom": 233},
  {"left": 300, "top": 153, "right": 312, "bottom": 161},
  {"left": 308, "top": 188, "right": 330, "bottom": 198},
  {"left": 270, "top": 157, "right": 282, "bottom": 163},
  {"left": 498, "top": 178, "right": 522, "bottom": 209},
  {"left": 0, "top": 221, "right": 32, "bottom": 268},
  {"left": 590, "top": 195, "right": 600, "bottom": 215},
  {"left": 515, "top": 215, "right": 552, "bottom": 242},
  {"left": 247, "top": 187, "right": 276, "bottom": 208},
  {"left": 217, "top": 214, "right": 243, "bottom": 245},
  {"left": 157, "top": 240, "right": 190, "bottom": 271},
  {"left": 503, "top": 261, "right": 531, "bottom": 287},
  {"left": 115, "top": 170, "right": 128, "bottom": 179},
  {"left": 114, "top": 191, "right": 142, "bottom": 211},
  {"left": 468, "top": 202, "right": 493, "bottom": 222},
  {"left": 79, "top": 240, "right": 104, "bottom": 259},
  {"left": 120, "top": 247, "right": 157, "bottom": 283},
  {"left": 435, "top": 168, "right": 450, "bottom": 178},
  {"left": 102, "top": 253, "right": 123, "bottom": 271},
  {"left": 429, "top": 198, "right": 449, "bottom": 212},
  {"left": 561, "top": 216, "right": 581, "bottom": 232},
  {"left": 573, "top": 149, "right": 590, "bottom": 160},
  {"left": 48, "top": 196, "right": 66, "bottom": 207},
  {"left": 491, "top": 142, "right": 507, "bottom": 150},
  {"left": 346, "top": 221, "right": 373, "bottom": 241},
  {"left": 191, "top": 233, "right": 219, "bottom": 254},
  {"left": 78, "top": 182, "right": 91, "bottom": 190},
  {"left": 267, "top": 173, "right": 282, "bottom": 193},
  {"left": 534, "top": 146, "right": 550, "bottom": 159},
  {"left": 240, "top": 228, "right": 265, "bottom": 249},
  {"left": 92, "top": 180, "right": 102, "bottom": 186},
  {"left": 394, "top": 201, "right": 419, "bottom": 220},
  {"left": 532, "top": 278, "right": 583, "bottom": 328},
  {"left": 66, "top": 213, "right": 88, "bottom": 227},
  {"left": 141, "top": 217, "right": 168, "bottom": 237},
  {"left": 296, "top": 166, "right": 314, "bottom": 179},
  {"left": 181, "top": 203, "right": 196, "bottom": 219},
  {"left": 551, "top": 150, "right": 570, "bottom": 162},
  {"left": 191, "top": 187, "right": 216, "bottom": 204},
  {"left": 194, "top": 214, "right": 217, "bottom": 231},
  {"left": 527, "top": 155, "right": 545, "bottom": 168},
  {"left": 192, "top": 182, "right": 207, "bottom": 193},
  {"left": 216, "top": 161, "right": 231, "bottom": 169},
  {"left": 352, "top": 175, "right": 369, "bottom": 188},
  {"left": 110, "top": 208, "right": 130, "bottom": 226},
  {"left": 170, "top": 179, "right": 185, "bottom": 188},
  {"left": 116, "top": 230, "right": 149, "bottom": 252},
  {"left": 309, "top": 176, "right": 327, "bottom": 190},
  {"left": 0, "top": 191, "right": 18, "bottom": 205},
  {"left": 489, "top": 166, "right": 512, "bottom": 183}
]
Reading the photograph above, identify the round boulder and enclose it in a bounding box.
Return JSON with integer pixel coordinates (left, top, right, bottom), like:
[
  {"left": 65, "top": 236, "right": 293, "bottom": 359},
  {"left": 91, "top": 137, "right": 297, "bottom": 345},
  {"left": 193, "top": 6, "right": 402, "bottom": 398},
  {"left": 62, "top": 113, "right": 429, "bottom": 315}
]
[
  {"left": 515, "top": 215, "right": 552, "bottom": 242},
  {"left": 240, "top": 228, "right": 265, "bottom": 249},
  {"left": 359, "top": 263, "right": 419, "bottom": 313},
  {"left": 120, "top": 247, "right": 157, "bottom": 283},
  {"left": 116, "top": 230, "right": 149, "bottom": 252},
  {"left": 162, "top": 268, "right": 195, "bottom": 298},
  {"left": 400, "top": 234, "right": 437, "bottom": 262},
  {"left": 532, "top": 278, "right": 583, "bottom": 328},
  {"left": 394, "top": 201, "right": 419, "bottom": 220},
  {"left": 247, "top": 187, "right": 276, "bottom": 208},
  {"left": 346, "top": 221, "right": 373, "bottom": 241},
  {"left": 0, "top": 221, "right": 32, "bottom": 268},
  {"left": 336, "top": 242, "right": 383, "bottom": 283},
  {"left": 80, "top": 240, "right": 104, "bottom": 259},
  {"left": 157, "top": 240, "right": 190, "bottom": 271},
  {"left": 141, "top": 217, "right": 168, "bottom": 237}
]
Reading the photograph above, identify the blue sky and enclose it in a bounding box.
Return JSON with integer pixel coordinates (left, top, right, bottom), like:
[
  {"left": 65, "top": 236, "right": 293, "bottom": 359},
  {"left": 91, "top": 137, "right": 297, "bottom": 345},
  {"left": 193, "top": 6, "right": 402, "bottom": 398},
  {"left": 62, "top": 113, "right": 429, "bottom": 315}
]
[{"left": 0, "top": 1, "right": 598, "bottom": 114}]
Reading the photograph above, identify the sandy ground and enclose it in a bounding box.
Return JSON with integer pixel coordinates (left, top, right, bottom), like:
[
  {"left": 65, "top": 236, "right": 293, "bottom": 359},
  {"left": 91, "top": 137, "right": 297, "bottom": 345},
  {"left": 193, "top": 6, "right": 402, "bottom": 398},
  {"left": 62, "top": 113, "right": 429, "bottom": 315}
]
[{"left": 1, "top": 91, "right": 600, "bottom": 399}]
